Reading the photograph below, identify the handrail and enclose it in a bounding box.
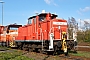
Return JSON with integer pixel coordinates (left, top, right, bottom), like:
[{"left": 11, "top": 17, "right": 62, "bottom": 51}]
[
  {"left": 42, "top": 32, "right": 43, "bottom": 50},
  {"left": 37, "top": 28, "right": 42, "bottom": 40},
  {"left": 49, "top": 27, "right": 60, "bottom": 40},
  {"left": 37, "top": 28, "right": 44, "bottom": 50}
]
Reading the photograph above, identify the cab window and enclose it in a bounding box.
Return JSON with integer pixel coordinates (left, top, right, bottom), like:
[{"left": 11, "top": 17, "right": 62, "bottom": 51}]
[
  {"left": 34, "top": 18, "right": 36, "bottom": 24},
  {"left": 39, "top": 16, "right": 46, "bottom": 21},
  {"left": 10, "top": 27, "right": 18, "bottom": 30},
  {"left": 28, "top": 19, "right": 32, "bottom": 24}
]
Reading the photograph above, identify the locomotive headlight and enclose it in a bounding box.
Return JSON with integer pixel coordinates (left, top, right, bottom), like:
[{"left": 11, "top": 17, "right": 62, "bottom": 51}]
[{"left": 58, "top": 26, "right": 60, "bottom": 29}]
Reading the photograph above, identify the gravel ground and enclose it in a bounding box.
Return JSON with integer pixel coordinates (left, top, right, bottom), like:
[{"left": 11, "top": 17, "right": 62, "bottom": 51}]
[
  {"left": 0, "top": 43, "right": 90, "bottom": 60},
  {"left": 24, "top": 52, "right": 90, "bottom": 60}
]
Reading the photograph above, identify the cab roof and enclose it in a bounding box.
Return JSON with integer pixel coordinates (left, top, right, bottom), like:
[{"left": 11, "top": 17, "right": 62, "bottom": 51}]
[
  {"left": 28, "top": 13, "right": 58, "bottom": 20},
  {"left": 7, "top": 24, "right": 22, "bottom": 28}
]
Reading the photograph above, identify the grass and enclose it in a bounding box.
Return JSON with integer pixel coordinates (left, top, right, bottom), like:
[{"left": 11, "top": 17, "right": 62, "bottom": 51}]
[
  {"left": 0, "top": 46, "right": 10, "bottom": 50},
  {"left": 0, "top": 47, "right": 90, "bottom": 60},
  {"left": 0, "top": 49, "right": 34, "bottom": 60},
  {"left": 84, "top": 40, "right": 90, "bottom": 43},
  {"left": 70, "top": 51, "right": 90, "bottom": 58}
]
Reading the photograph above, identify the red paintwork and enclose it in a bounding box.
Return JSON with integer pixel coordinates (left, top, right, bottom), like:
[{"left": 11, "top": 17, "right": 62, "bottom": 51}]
[
  {"left": 0, "top": 26, "right": 4, "bottom": 34},
  {"left": 0, "top": 26, "right": 4, "bottom": 42},
  {"left": 16, "top": 13, "right": 68, "bottom": 41}
]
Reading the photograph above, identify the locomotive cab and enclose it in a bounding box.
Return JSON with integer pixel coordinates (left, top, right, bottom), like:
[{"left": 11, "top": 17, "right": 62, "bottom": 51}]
[{"left": 38, "top": 13, "right": 57, "bottom": 21}]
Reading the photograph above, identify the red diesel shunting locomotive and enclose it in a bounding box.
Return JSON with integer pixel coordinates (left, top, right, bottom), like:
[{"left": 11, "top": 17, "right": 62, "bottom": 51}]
[
  {"left": 15, "top": 11, "right": 76, "bottom": 55},
  {"left": 0, "top": 11, "right": 76, "bottom": 55}
]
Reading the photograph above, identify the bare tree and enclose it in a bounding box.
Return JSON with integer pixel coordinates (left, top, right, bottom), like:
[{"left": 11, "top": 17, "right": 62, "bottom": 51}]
[
  {"left": 68, "top": 17, "right": 78, "bottom": 40},
  {"left": 84, "top": 21, "right": 90, "bottom": 30},
  {"left": 84, "top": 21, "right": 90, "bottom": 41}
]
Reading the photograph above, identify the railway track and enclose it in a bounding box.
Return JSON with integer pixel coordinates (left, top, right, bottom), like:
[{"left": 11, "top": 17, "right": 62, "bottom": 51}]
[
  {"left": 75, "top": 46, "right": 90, "bottom": 52},
  {"left": 24, "top": 51, "right": 89, "bottom": 60},
  {"left": 75, "top": 46, "right": 90, "bottom": 48},
  {"left": 0, "top": 46, "right": 90, "bottom": 60}
]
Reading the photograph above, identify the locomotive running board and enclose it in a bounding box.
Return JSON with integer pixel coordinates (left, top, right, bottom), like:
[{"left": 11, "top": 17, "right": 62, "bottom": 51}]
[
  {"left": 15, "top": 40, "right": 42, "bottom": 42},
  {"left": 49, "top": 33, "right": 54, "bottom": 50}
]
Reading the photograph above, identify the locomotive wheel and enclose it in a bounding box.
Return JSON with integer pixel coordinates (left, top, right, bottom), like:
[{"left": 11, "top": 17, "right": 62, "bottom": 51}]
[
  {"left": 28, "top": 44, "right": 33, "bottom": 52},
  {"left": 29, "top": 48, "right": 33, "bottom": 52},
  {"left": 32, "top": 44, "right": 36, "bottom": 51},
  {"left": 38, "top": 49, "right": 43, "bottom": 53},
  {"left": 53, "top": 45, "right": 58, "bottom": 55},
  {"left": 17, "top": 42, "right": 22, "bottom": 50},
  {"left": 18, "top": 45, "right": 22, "bottom": 50},
  {"left": 22, "top": 43, "right": 27, "bottom": 51},
  {"left": 68, "top": 41, "right": 74, "bottom": 50}
]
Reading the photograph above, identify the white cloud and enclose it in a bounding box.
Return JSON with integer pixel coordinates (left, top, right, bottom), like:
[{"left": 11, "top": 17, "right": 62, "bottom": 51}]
[
  {"left": 44, "top": 0, "right": 51, "bottom": 4},
  {"left": 80, "top": 7, "right": 90, "bottom": 12},
  {"left": 53, "top": 3, "right": 58, "bottom": 6},
  {"left": 77, "top": 19, "right": 90, "bottom": 30},
  {"left": 44, "top": 0, "right": 58, "bottom": 6},
  {"left": 83, "top": 19, "right": 90, "bottom": 23},
  {"left": 77, "top": 19, "right": 90, "bottom": 26},
  {"left": 77, "top": 7, "right": 90, "bottom": 15},
  {"left": 77, "top": 10, "right": 82, "bottom": 15}
]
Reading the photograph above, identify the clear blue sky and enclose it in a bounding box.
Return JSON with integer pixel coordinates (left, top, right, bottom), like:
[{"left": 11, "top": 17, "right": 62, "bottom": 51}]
[{"left": 0, "top": 0, "right": 90, "bottom": 25}]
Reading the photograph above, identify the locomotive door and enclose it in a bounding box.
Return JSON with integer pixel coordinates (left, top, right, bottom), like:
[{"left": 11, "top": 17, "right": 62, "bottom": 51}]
[
  {"left": 53, "top": 26, "right": 61, "bottom": 40},
  {"left": 37, "top": 28, "right": 42, "bottom": 40}
]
